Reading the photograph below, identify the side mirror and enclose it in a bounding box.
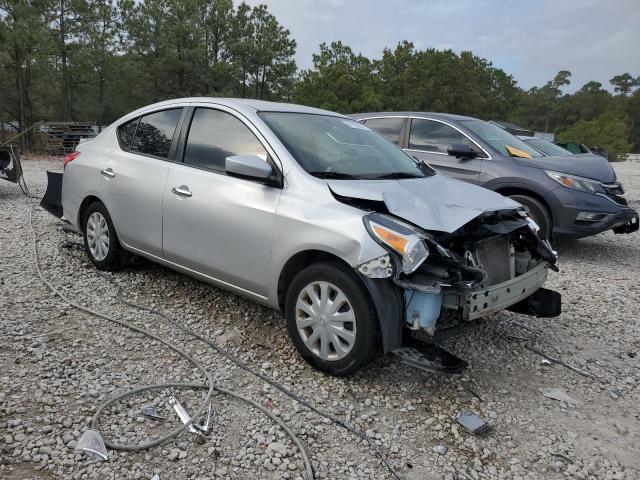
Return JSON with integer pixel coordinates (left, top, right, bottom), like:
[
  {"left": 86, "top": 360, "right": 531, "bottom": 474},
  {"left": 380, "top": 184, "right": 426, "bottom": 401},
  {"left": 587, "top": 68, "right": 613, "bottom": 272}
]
[
  {"left": 447, "top": 143, "right": 479, "bottom": 159},
  {"left": 225, "top": 155, "right": 273, "bottom": 180}
]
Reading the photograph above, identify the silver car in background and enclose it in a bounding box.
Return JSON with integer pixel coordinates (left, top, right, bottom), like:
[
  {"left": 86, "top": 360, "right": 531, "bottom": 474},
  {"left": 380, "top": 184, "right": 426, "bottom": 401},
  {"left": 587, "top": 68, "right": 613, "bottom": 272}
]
[{"left": 55, "top": 98, "right": 560, "bottom": 375}]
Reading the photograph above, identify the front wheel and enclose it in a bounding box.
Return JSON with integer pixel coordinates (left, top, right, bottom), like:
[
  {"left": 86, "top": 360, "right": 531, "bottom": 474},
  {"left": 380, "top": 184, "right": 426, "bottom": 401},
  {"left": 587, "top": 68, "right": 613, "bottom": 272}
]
[
  {"left": 284, "top": 262, "right": 379, "bottom": 376},
  {"left": 508, "top": 194, "right": 552, "bottom": 239}
]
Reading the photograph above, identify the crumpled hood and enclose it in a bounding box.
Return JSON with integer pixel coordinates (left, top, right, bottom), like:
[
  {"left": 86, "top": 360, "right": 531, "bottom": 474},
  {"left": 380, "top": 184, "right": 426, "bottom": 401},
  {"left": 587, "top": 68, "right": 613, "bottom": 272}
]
[
  {"left": 514, "top": 153, "right": 616, "bottom": 182},
  {"left": 327, "top": 174, "right": 521, "bottom": 233}
]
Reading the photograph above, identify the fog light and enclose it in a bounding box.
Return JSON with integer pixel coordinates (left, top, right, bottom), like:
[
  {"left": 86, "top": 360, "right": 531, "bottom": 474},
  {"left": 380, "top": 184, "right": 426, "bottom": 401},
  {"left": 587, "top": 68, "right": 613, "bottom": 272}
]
[{"left": 576, "top": 212, "right": 609, "bottom": 222}]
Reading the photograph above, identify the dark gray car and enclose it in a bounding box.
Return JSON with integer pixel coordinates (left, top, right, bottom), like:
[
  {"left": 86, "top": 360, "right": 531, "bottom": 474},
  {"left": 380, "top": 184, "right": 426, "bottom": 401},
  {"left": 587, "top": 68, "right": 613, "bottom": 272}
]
[{"left": 351, "top": 112, "right": 639, "bottom": 239}]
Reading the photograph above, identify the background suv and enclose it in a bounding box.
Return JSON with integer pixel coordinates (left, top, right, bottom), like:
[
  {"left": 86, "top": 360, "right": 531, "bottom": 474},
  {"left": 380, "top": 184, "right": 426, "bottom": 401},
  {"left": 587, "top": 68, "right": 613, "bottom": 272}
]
[{"left": 352, "top": 112, "right": 638, "bottom": 239}]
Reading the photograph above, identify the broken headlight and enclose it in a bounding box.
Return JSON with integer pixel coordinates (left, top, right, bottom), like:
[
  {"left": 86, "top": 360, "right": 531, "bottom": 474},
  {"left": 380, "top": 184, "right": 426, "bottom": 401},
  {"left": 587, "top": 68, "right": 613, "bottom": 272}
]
[
  {"left": 363, "top": 213, "right": 428, "bottom": 274},
  {"left": 545, "top": 170, "right": 605, "bottom": 195}
]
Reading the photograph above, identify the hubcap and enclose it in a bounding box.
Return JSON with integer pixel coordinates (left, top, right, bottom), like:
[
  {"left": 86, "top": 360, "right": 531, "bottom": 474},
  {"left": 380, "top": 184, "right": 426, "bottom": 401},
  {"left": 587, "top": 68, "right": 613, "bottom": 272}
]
[
  {"left": 86, "top": 212, "right": 110, "bottom": 261},
  {"left": 295, "top": 281, "right": 357, "bottom": 361}
]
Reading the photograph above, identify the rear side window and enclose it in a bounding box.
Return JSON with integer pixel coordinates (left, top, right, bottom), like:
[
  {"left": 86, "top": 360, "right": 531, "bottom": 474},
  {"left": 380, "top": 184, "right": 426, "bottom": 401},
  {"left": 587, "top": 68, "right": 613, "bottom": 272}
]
[
  {"left": 409, "top": 119, "right": 476, "bottom": 153},
  {"left": 131, "top": 108, "right": 183, "bottom": 158},
  {"left": 184, "top": 108, "right": 267, "bottom": 172},
  {"left": 363, "top": 117, "right": 405, "bottom": 145},
  {"left": 117, "top": 118, "right": 139, "bottom": 150}
]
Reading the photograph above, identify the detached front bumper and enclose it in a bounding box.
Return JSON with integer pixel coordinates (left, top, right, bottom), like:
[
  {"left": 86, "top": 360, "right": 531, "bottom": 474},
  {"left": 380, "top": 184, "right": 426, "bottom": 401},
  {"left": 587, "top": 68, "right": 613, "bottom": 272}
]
[
  {"left": 461, "top": 262, "right": 549, "bottom": 320},
  {"left": 40, "top": 171, "right": 64, "bottom": 219}
]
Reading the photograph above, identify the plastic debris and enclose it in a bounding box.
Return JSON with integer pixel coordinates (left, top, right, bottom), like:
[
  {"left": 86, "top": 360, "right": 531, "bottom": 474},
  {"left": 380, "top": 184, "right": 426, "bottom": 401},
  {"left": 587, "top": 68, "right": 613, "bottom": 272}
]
[
  {"left": 434, "top": 443, "right": 448, "bottom": 455},
  {"left": 151, "top": 475, "right": 160, "bottom": 480},
  {"left": 76, "top": 428, "right": 108, "bottom": 461},
  {"left": 141, "top": 404, "right": 167, "bottom": 420},
  {"left": 541, "top": 388, "right": 577, "bottom": 404},
  {"left": 455, "top": 410, "right": 492, "bottom": 435}
]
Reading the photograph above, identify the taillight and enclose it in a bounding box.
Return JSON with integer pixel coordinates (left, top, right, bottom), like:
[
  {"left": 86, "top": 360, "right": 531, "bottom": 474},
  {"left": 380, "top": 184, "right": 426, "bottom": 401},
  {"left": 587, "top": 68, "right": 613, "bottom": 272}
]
[{"left": 63, "top": 151, "right": 80, "bottom": 168}]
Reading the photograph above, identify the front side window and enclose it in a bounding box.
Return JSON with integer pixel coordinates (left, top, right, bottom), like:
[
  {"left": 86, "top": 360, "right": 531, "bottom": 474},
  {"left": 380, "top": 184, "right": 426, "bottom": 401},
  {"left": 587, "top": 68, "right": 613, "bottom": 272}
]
[
  {"left": 460, "top": 119, "right": 543, "bottom": 158},
  {"left": 117, "top": 118, "right": 139, "bottom": 150},
  {"left": 409, "top": 119, "right": 476, "bottom": 154},
  {"left": 363, "top": 117, "right": 405, "bottom": 145},
  {"left": 184, "top": 108, "right": 267, "bottom": 172},
  {"left": 259, "top": 112, "right": 432, "bottom": 180},
  {"left": 131, "top": 108, "right": 183, "bottom": 158}
]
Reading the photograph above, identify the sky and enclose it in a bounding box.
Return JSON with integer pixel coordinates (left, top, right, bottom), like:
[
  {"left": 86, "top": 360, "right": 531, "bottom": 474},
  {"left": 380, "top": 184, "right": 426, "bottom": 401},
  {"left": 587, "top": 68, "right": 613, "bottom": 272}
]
[{"left": 242, "top": 0, "right": 640, "bottom": 93}]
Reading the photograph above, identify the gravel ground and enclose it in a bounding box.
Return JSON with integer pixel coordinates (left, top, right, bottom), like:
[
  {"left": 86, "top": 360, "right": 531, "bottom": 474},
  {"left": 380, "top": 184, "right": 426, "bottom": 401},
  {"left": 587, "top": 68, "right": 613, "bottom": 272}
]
[{"left": 1, "top": 158, "right": 639, "bottom": 480}]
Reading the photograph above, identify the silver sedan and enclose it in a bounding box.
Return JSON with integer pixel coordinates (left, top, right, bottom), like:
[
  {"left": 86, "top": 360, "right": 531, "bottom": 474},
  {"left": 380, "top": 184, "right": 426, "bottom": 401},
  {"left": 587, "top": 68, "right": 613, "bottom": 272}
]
[{"left": 55, "top": 98, "right": 560, "bottom": 375}]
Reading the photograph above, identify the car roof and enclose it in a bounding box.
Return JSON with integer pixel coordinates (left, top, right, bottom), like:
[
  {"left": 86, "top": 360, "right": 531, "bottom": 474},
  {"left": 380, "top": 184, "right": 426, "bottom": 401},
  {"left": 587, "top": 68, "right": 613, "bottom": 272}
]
[
  {"left": 130, "top": 97, "right": 338, "bottom": 117},
  {"left": 350, "top": 112, "right": 477, "bottom": 122}
]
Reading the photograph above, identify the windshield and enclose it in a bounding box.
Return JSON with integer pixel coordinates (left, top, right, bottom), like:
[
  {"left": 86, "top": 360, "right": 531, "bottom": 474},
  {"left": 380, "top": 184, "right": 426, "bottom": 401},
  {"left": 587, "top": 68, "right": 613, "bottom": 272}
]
[
  {"left": 460, "top": 119, "right": 543, "bottom": 158},
  {"left": 259, "top": 112, "right": 431, "bottom": 179},
  {"left": 525, "top": 138, "right": 573, "bottom": 157}
]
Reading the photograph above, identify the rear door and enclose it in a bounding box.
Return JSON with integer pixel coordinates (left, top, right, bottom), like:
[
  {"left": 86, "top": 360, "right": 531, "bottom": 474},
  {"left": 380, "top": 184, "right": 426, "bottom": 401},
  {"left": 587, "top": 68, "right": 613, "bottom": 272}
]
[
  {"left": 99, "top": 107, "right": 185, "bottom": 255},
  {"left": 362, "top": 117, "right": 407, "bottom": 145},
  {"left": 405, "top": 118, "right": 484, "bottom": 184},
  {"left": 162, "top": 106, "right": 282, "bottom": 296}
]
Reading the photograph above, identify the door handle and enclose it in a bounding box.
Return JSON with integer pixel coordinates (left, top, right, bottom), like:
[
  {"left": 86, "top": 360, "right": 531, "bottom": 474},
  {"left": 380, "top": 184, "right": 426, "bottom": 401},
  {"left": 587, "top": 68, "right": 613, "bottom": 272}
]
[
  {"left": 171, "top": 185, "right": 192, "bottom": 197},
  {"left": 100, "top": 168, "right": 115, "bottom": 178}
]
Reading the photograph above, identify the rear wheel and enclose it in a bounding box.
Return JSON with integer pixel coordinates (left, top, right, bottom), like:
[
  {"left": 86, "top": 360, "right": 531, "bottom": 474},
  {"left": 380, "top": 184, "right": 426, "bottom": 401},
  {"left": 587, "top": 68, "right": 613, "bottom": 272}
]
[
  {"left": 284, "top": 262, "right": 379, "bottom": 376},
  {"left": 82, "top": 201, "right": 124, "bottom": 270},
  {"left": 508, "top": 194, "right": 552, "bottom": 239}
]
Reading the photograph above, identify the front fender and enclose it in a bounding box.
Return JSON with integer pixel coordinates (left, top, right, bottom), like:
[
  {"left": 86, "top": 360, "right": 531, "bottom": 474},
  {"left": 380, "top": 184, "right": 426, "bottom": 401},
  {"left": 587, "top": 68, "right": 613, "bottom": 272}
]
[{"left": 360, "top": 276, "right": 404, "bottom": 354}]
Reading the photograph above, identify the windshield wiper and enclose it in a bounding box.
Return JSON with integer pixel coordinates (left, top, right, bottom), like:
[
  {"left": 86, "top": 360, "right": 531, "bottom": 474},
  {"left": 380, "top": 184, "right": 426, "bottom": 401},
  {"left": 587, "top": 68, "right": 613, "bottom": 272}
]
[
  {"left": 371, "top": 172, "right": 424, "bottom": 180},
  {"left": 308, "top": 171, "right": 365, "bottom": 180}
]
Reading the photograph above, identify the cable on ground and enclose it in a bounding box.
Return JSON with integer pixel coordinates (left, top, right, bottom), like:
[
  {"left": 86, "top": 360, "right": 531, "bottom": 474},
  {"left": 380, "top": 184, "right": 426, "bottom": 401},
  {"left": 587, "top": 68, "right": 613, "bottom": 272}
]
[{"left": 28, "top": 203, "right": 314, "bottom": 477}]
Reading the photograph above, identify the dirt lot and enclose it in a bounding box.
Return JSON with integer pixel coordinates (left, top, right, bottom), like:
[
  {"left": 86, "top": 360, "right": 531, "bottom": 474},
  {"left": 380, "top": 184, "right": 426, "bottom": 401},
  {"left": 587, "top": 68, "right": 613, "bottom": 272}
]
[{"left": 1, "top": 159, "right": 639, "bottom": 480}]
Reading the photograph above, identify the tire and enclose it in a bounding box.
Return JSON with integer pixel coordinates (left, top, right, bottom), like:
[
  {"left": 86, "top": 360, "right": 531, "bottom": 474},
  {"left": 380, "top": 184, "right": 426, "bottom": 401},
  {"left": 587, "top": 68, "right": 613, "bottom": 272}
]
[
  {"left": 82, "top": 201, "right": 124, "bottom": 270},
  {"left": 284, "top": 262, "right": 379, "bottom": 376},
  {"left": 508, "top": 194, "right": 552, "bottom": 239}
]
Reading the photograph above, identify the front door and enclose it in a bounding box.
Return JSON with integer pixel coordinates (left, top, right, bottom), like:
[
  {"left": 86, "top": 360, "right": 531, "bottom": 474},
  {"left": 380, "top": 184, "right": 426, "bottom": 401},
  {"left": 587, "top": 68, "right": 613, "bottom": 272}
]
[
  {"left": 405, "top": 118, "right": 484, "bottom": 184},
  {"left": 162, "top": 107, "right": 281, "bottom": 296}
]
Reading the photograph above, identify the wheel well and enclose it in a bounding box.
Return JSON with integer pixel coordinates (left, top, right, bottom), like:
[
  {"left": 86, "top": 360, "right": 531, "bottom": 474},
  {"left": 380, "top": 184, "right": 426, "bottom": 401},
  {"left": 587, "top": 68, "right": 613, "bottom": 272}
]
[
  {"left": 78, "top": 195, "right": 102, "bottom": 231},
  {"left": 494, "top": 187, "right": 553, "bottom": 223},
  {"left": 277, "top": 250, "right": 352, "bottom": 311}
]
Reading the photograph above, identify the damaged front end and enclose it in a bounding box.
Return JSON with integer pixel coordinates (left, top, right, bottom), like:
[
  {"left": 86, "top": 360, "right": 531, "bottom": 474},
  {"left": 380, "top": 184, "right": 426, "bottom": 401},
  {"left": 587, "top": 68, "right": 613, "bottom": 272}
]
[{"left": 357, "top": 207, "right": 561, "bottom": 368}]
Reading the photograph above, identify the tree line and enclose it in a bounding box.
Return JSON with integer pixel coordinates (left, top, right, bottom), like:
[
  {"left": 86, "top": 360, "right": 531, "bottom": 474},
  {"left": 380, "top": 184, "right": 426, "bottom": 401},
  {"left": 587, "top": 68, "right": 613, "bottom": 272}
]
[{"left": 1, "top": 0, "right": 639, "bottom": 156}]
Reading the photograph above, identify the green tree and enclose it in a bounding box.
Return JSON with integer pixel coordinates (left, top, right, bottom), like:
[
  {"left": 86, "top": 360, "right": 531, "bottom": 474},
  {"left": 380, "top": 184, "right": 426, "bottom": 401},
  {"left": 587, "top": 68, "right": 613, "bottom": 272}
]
[
  {"left": 557, "top": 113, "right": 632, "bottom": 160},
  {"left": 294, "top": 41, "right": 382, "bottom": 113},
  {"left": 0, "top": 0, "right": 49, "bottom": 149},
  {"left": 610, "top": 73, "right": 638, "bottom": 96}
]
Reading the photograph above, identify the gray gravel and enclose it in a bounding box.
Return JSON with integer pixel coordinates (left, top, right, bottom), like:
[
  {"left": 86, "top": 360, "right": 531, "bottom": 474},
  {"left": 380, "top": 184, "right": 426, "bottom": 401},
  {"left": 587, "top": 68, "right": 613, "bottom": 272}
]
[{"left": 1, "top": 158, "right": 639, "bottom": 479}]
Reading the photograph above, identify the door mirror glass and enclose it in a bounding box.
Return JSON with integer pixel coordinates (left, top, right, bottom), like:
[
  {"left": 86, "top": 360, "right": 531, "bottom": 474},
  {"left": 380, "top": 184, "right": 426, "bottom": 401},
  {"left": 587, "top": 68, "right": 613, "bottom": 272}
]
[
  {"left": 226, "top": 155, "right": 273, "bottom": 180},
  {"left": 447, "top": 143, "right": 479, "bottom": 159}
]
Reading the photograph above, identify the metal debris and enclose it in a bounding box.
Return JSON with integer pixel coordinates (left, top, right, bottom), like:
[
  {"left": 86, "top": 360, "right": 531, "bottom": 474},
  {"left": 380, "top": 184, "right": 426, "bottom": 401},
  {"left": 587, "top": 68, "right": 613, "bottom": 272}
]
[
  {"left": 141, "top": 404, "right": 167, "bottom": 421},
  {"left": 540, "top": 388, "right": 577, "bottom": 404},
  {"left": 455, "top": 410, "right": 492, "bottom": 435},
  {"left": 168, "top": 396, "right": 213, "bottom": 434},
  {"left": 76, "top": 428, "right": 108, "bottom": 461},
  {"left": 151, "top": 475, "right": 160, "bottom": 480},
  {"left": 525, "top": 345, "right": 597, "bottom": 380}
]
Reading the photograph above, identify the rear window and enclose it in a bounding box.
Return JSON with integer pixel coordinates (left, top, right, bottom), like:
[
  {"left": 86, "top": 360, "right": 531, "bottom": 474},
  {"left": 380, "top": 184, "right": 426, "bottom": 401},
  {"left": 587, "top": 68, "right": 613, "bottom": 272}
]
[
  {"left": 117, "top": 118, "right": 139, "bottom": 150},
  {"left": 363, "top": 117, "right": 405, "bottom": 145},
  {"left": 131, "top": 108, "right": 183, "bottom": 158}
]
